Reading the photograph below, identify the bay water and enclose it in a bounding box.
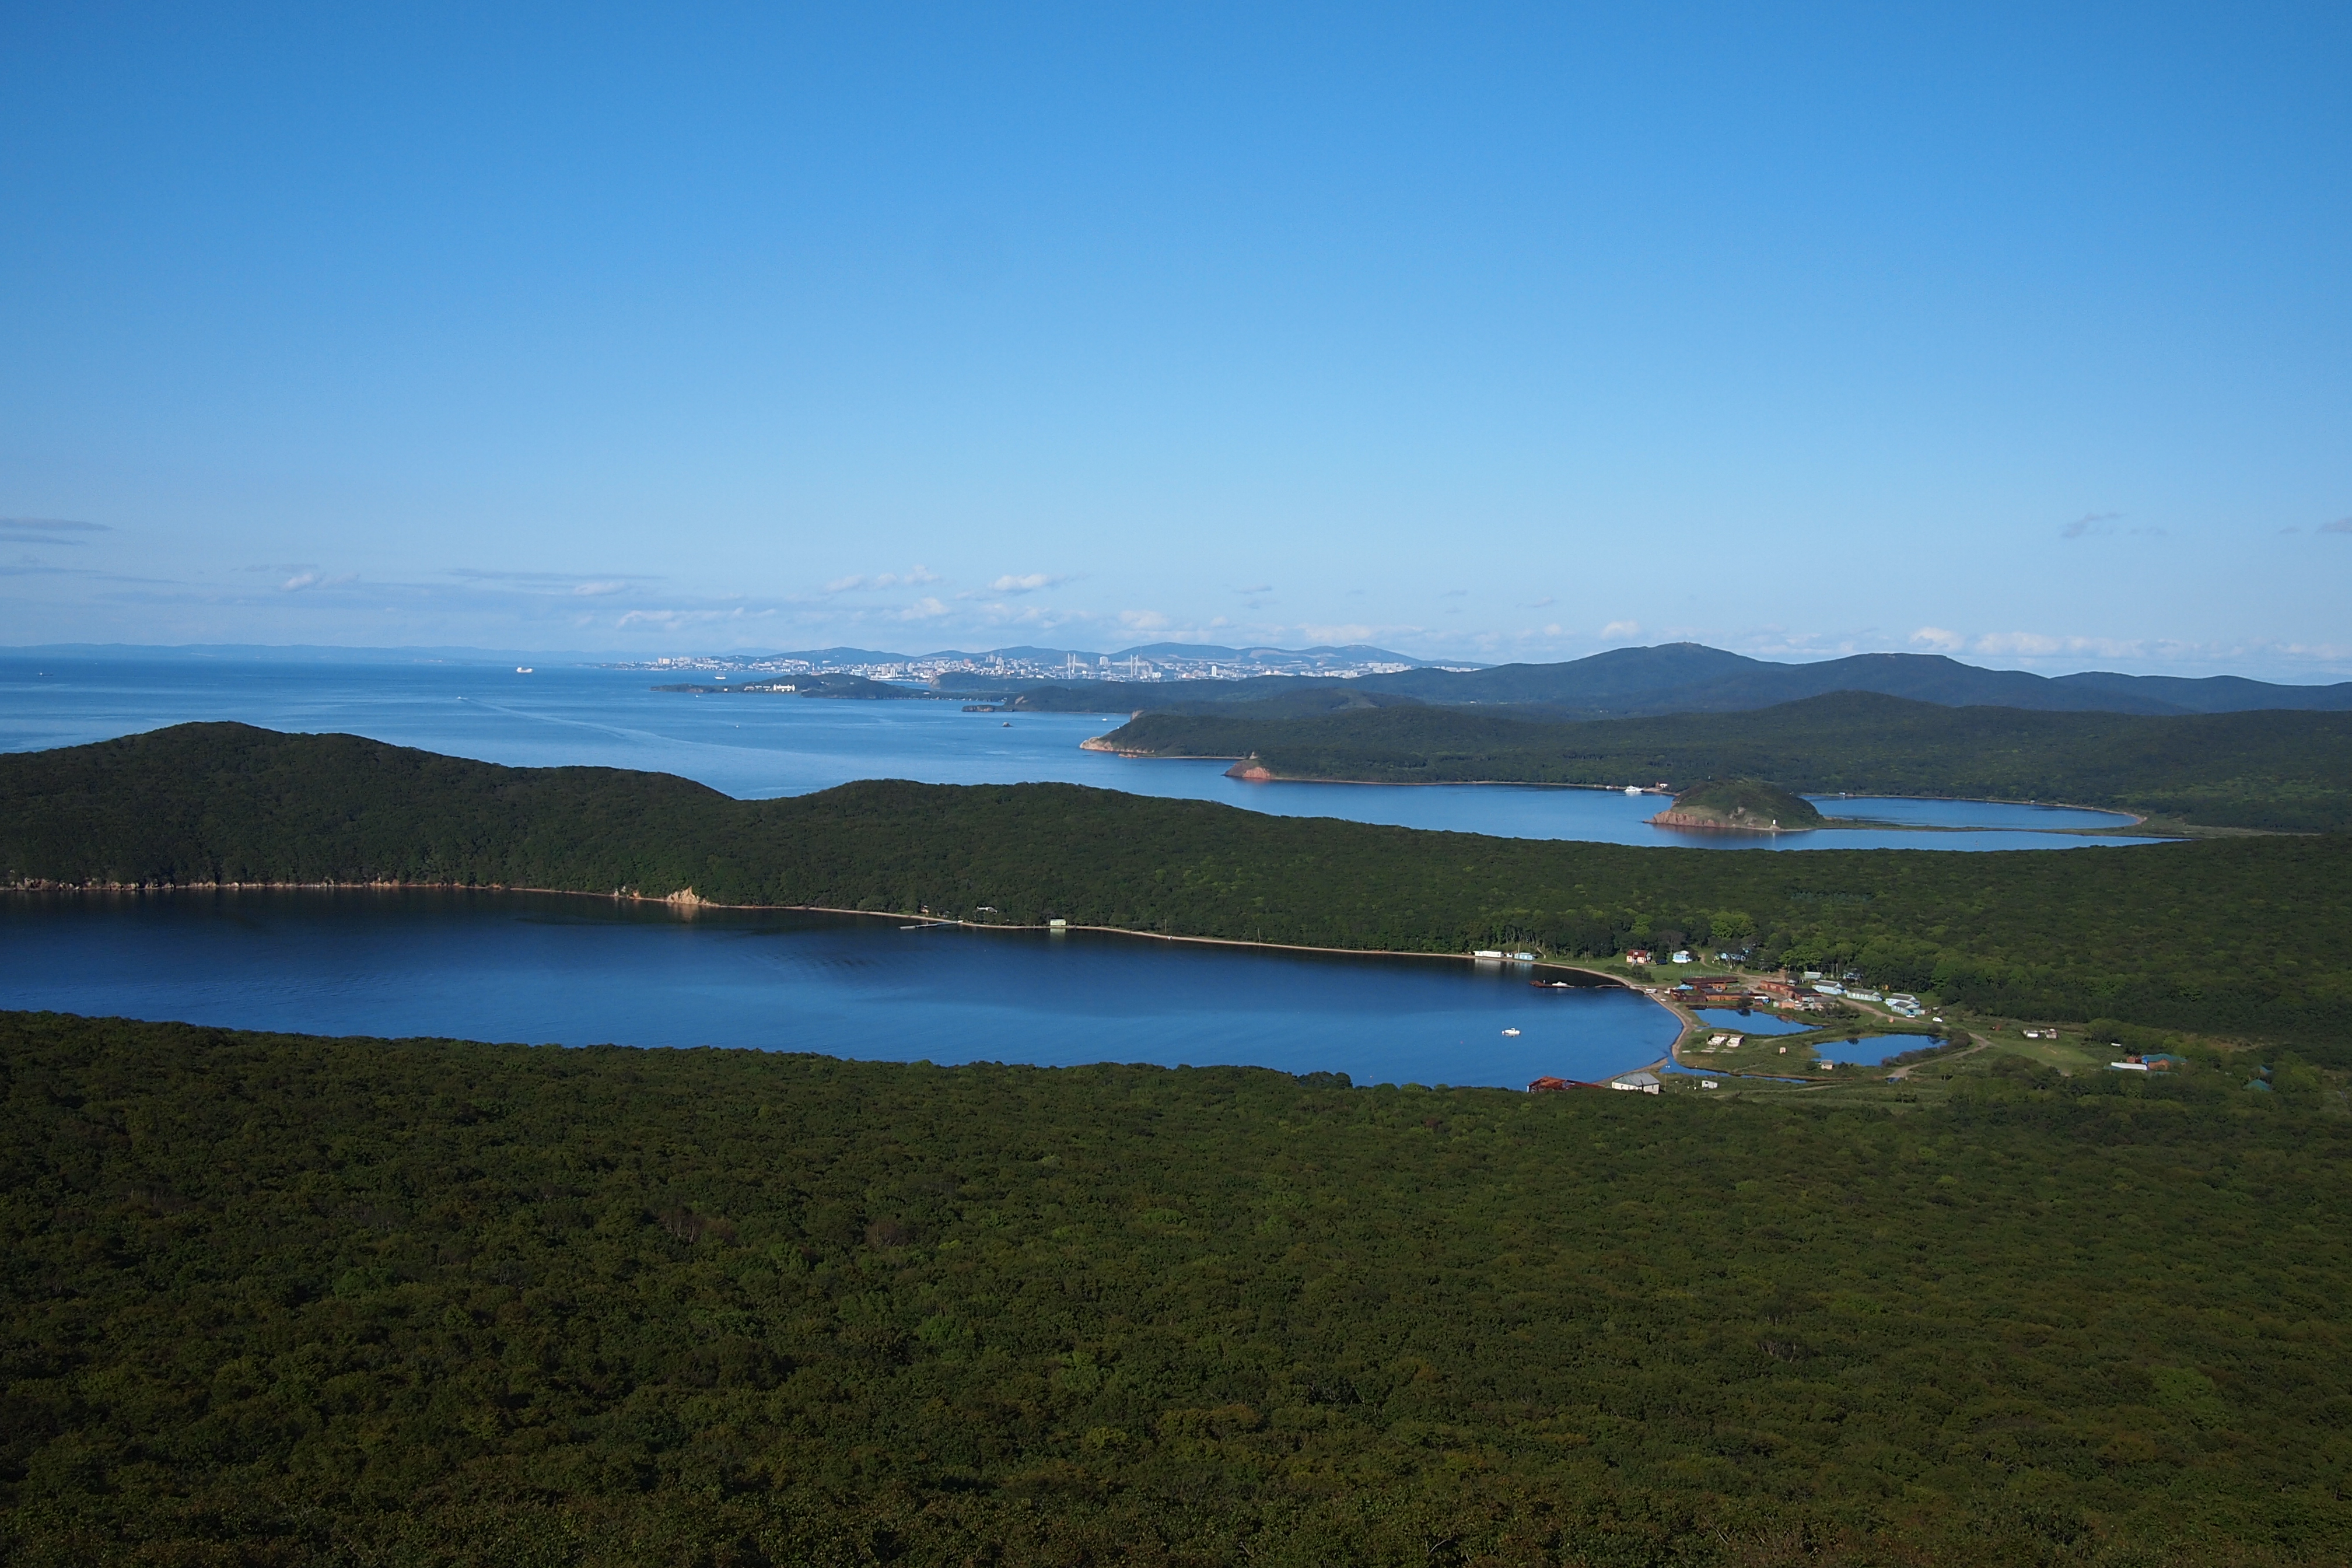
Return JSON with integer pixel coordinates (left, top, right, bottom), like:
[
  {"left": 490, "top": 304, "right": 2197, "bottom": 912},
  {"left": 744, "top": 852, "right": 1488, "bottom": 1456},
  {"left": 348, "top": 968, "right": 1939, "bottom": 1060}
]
[
  {"left": 1, "top": 890, "right": 1678, "bottom": 1089},
  {"left": 1, "top": 654, "right": 2147, "bottom": 849},
  {"left": 0, "top": 653, "right": 2144, "bottom": 1084}
]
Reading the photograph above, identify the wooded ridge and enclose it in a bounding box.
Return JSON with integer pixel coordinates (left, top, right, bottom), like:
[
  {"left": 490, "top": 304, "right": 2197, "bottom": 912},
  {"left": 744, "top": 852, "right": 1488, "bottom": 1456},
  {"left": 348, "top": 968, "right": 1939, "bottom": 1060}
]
[
  {"left": 1089, "top": 691, "right": 2352, "bottom": 833},
  {"left": 5, "top": 723, "right": 2348, "bottom": 1045},
  {"left": 3, "top": 1010, "right": 2347, "bottom": 1564}
]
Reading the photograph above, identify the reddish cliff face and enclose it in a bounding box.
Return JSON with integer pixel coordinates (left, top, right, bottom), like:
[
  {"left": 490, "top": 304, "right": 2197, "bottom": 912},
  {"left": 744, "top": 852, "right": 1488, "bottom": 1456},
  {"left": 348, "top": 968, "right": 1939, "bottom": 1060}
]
[{"left": 1648, "top": 807, "right": 1792, "bottom": 832}]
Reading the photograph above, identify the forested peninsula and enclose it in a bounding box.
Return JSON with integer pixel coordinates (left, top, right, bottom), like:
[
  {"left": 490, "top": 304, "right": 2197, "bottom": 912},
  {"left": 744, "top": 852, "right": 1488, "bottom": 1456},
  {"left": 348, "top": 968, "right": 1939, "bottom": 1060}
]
[
  {"left": 5, "top": 1009, "right": 2350, "bottom": 1566},
  {"left": 1088, "top": 692, "right": 2352, "bottom": 834},
  {"left": 5, "top": 723, "right": 2349, "bottom": 1045}
]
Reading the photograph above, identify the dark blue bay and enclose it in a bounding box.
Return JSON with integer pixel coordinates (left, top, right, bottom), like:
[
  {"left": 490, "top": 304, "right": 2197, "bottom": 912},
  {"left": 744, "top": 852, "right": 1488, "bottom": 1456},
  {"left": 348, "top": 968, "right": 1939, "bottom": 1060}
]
[{"left": 0, "top": 891, "right": 1679, "bottom": 1088}]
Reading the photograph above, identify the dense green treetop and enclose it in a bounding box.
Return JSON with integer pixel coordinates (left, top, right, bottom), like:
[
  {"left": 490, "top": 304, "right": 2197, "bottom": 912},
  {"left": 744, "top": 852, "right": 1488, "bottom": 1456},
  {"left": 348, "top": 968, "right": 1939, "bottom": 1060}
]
[
  {"left": 4, "top": 1011, "right": 2347, "bottom": 1564},
  {"left": 1091, "top": 692, "right": 2352, "bottom": 832},
  {"left": 5, "top": 723, "right": 2350, "bottom": 1043}
]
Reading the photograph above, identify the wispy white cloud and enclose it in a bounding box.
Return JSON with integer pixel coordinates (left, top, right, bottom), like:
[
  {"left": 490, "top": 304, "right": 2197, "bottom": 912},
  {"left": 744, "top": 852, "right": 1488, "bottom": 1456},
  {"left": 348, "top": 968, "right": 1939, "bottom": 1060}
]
[
  {"left": 824, "top": 565, "right": 942, "bottom": 594},
  {"left": 1293, "top": 622, "right": 1425, "bottom": 646},
  {"left": 986, "top": 572, "right": 1069, "bottom": 594},
  {"left": 444, "top": 568, "right": 653, "bottom": 598},
  {"left": 898, "top": 596, "right": 951, "bottom": 621},
  {"left": 1119, "top": 608, "right": 1170, "bottom": 633},
  {"left": 2055, "top": 511, "right": 2165, "bottom": 540},
  {"left": 1969, "top": 630, "right": 2150, "bottom": 659},
  {"left": 0, "top": 516, "right": 110, "bottom": 544},
  {"left": 281, "top": 570, "right": 357, "bottom": 593},
  {"left": 1, "top": 559, "right": 107, "bottom": 577},
  {"left": 1894, "top": 626, "right": 2352, "bottom": 671},
  {"left": 1600, "top": 620, "right": 1641, "bottom": 639},
  {"left": 617, "top": 606, "right": 775, "bottom": 629}
]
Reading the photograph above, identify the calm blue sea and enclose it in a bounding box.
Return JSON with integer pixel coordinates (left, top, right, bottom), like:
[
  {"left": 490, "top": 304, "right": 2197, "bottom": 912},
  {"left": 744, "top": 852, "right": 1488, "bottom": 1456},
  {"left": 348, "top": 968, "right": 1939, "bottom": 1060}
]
[
  {"left": 0, "top": 654, "right": 2149, "bottom": 850},
  {"left": 0, "top": 890, "right": 1679, "bottom": 1089}
]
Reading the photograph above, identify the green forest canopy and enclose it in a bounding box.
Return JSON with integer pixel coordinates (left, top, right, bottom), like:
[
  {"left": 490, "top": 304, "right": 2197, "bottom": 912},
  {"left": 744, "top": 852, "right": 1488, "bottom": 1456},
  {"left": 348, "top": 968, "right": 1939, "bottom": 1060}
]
[
  {"left": 1090, "top": 691, "right": 2352, "bottom": 834},
  {"left": 5, "top": 723, "right": 2350, "bottom": 1045},
  {"left": 4, "top": 1010, "right": 2347, "bottom": 1565}
]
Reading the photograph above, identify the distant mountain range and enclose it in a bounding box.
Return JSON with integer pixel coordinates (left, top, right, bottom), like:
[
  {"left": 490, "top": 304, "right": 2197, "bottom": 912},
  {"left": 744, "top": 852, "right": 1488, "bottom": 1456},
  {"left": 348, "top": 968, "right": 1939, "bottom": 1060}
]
[
  {"left": 1009, "top": 643, "right": 2352, "bottom": 718},
  {"left": 752, "top": 642, "right": 2352, "bottom": 713},
  {"left": 13, "top": 640, "right": 2351, "bottom": 716},
  {"left": 1328, "top": 645, "right": 2352, "bottom": 716}
]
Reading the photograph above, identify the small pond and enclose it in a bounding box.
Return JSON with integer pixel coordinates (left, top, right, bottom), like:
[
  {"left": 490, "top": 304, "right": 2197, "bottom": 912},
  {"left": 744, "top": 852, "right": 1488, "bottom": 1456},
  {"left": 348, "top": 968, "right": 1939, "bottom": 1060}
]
[
  {"left": 1810, "top": 1034, "right": 1945, "bottom": 1066},
  {"left": 1690, "top": 1006, "right": 1816, "bottom": 1037}
]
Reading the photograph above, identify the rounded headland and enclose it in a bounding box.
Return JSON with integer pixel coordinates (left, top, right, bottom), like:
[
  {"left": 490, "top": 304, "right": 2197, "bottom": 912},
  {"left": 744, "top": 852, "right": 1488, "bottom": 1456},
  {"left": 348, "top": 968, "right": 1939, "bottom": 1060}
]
[{"left": 1648, "top": 779, "right": 1825, "bottom": 834}]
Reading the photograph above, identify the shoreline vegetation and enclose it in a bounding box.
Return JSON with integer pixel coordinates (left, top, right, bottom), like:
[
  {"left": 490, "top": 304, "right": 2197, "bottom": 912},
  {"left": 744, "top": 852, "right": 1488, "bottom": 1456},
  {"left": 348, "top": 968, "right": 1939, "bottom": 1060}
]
[
  {"left": 1083, "top": 690, "right": 2352, "bottom": 834},
  {"left": 1093, "top": 736, "right": 2167, "bottom": 834},
  {"left": 4, "top": 1007, "right": 2348, "bottom": 1564},
  {"left": 5, "top": 721, "right": 2350, "bottom": 1048}
]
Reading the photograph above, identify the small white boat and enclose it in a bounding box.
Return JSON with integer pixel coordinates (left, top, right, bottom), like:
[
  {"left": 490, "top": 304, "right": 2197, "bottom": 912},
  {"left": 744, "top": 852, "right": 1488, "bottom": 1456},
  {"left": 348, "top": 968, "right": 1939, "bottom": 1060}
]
[
  {"left": 516, "top": 666, "right": 533, "bottom": 674},
  {"left": 1502, "top": 1027, "right": 1520, "bottom": 1037}
]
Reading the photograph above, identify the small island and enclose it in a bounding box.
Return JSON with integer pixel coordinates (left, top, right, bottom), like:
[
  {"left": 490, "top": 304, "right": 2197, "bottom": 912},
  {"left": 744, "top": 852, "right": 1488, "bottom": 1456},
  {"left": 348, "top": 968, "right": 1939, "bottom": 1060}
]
[{"left": 1648, "top": 778, "right": 1824, "bottom": 833}]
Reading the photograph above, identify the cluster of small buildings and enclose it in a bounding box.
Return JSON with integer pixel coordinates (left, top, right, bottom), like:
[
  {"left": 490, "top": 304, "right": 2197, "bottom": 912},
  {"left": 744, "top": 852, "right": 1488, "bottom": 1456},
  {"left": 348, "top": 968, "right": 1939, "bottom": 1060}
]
[
  {"left": 1803, "top": 982, "right": 1926, "bottom": 1016},
  {"left": 1526, "top": 1071, "right": 1662, "bottom": 1096},
  {"left": 1659, "top": 976, "right": 1829, "bottom": 1014}
]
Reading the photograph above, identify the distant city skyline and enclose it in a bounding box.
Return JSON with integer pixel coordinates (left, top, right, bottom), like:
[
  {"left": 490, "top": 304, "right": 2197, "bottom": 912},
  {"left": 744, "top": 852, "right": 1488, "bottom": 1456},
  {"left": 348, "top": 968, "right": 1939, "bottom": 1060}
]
[{"left": 4, "top": 6, "right": 2347, "bottom": 678}]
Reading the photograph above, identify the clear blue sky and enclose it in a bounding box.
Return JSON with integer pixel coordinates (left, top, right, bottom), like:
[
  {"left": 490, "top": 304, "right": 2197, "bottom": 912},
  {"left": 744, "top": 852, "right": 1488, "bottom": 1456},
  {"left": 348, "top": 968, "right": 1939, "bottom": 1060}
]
[{"left": 4, "top": 3, "right": 2348, "bottom": 674}]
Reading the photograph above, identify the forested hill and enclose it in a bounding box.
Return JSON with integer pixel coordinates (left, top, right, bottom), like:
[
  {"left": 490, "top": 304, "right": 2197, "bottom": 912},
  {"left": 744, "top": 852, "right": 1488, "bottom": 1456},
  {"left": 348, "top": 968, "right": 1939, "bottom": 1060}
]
[
  {"left": 6, "top": 723, "right": 2351, "bottom": 1042},
  {"left": 998, "top": 644, "right": 2352, "bottom": 718},
  {"left": 4, "top": 1010, "right": 2348, "bottom": 1564},
  {"left": 1091, "top": 692, "right": 2352, "bottom": 832}
]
